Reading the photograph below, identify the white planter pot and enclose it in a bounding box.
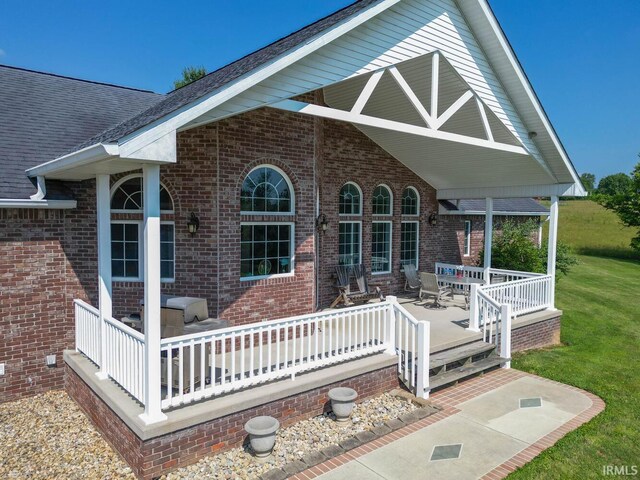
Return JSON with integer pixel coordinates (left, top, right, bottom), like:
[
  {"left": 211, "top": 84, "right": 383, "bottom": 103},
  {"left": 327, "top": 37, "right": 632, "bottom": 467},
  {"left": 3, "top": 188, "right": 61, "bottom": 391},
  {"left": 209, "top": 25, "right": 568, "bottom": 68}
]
[
  {"left": 328, "top": 387, "right": 358, "bottom": 422},
  {"left": 244, "top": 416, "right": 280, "bottom": 458}
]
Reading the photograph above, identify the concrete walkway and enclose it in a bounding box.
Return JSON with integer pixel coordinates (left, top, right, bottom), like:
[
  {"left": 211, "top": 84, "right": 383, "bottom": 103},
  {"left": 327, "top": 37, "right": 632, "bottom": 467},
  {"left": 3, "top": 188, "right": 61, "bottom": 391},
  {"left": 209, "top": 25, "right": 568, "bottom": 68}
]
[{"left": 291, "top": 369, "right": 604, "bottom": 480}]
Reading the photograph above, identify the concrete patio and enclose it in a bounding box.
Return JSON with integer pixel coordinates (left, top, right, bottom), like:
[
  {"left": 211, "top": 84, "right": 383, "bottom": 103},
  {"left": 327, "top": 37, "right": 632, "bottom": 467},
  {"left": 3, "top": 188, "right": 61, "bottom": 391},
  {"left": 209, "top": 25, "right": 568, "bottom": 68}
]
[{"left": 291, "top": 369, "right": 605, "bottom": 480}]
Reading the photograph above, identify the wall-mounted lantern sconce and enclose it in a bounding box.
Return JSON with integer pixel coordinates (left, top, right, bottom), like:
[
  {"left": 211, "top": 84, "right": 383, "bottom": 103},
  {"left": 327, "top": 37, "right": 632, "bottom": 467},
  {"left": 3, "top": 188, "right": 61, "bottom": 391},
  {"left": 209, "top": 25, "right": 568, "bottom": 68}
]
[
  {"left": 187, "top": 212, "right": 200, "bottom": 236},
  {"left": 428, "top": 213, "right": 438, "bottom": 227},
  {"left": 316, "top": 213, "right": 328, "bottom": 232}
]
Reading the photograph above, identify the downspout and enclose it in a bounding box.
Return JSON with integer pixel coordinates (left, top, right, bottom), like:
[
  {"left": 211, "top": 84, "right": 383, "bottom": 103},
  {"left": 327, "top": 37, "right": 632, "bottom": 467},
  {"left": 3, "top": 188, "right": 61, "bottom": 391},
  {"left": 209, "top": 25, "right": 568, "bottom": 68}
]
[{"left": 30, "top": 176, "right": 47, "bottom": 200}]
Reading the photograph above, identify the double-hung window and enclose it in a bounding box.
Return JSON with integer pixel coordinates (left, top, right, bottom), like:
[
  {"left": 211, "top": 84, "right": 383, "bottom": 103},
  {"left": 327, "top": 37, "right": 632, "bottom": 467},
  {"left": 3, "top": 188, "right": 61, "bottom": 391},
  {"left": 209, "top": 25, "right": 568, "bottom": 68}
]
[
  {"left": 400, "top": 187, "right": 419, "bottom": 269},
  {"left": 240, "top": 166, "right": 295, "bottom": 280},
  {"left": 338, "top": 182, "right": 362, "bottom": 266},
  {"left": 110, "top": 175, "right": 175, "bottom": 282},
  {"left": 371, "top": 185, "right": 393, "bottom": 274},
  {"left": 464, "top": 220, "right": 472, "bottom": 257}
]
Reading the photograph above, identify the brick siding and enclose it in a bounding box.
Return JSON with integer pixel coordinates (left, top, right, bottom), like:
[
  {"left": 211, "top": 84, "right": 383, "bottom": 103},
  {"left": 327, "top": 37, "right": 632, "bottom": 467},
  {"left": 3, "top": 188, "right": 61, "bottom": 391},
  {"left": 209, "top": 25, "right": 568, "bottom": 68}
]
[{"left": 511, "top": 315, "right": 561, "bottom": 353}]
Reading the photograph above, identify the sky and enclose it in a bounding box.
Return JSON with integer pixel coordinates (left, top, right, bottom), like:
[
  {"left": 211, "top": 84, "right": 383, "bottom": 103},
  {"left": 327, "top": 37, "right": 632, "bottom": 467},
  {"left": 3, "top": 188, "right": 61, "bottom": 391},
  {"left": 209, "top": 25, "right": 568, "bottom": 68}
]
[{"left": 1, "top": 0, "right": 638, "bottom": 182}]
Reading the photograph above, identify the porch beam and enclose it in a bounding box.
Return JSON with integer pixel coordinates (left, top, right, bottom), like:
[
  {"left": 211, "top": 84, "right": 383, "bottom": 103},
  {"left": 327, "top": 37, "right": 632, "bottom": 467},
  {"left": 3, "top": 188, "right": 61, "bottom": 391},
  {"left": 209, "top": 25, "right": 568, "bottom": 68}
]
[
  {"left": 476, "top": 97, "right": 494, "bottom": 142},
  {"left": 431, "top": 52, "right": 439, "bottom": 119},
  {"left": 434, "top": 90, "right": 474, "bottom": 130},
  {"left": 547, "top": 195, "right": 559, "bottom": 309},
  {"left": 436, "top": 183, "right": 585, "bottom": 200},
  {"left": 351, "top": 69, "right": 384, "bottom": 115},
  {"left": 139, "top": 164, "right": 167, "bottom": 425},
  {"left": 483, "top": 197, "right": 493, "bottom": 285},
  {"left": 270, "top": 100, "right": 529, "bottom": 156},
  {"left": 96, "top": 174, "right": 112, "bottom": 380},
  {"left": 388, "top": 66, "right": 434, "bottom": 128}
]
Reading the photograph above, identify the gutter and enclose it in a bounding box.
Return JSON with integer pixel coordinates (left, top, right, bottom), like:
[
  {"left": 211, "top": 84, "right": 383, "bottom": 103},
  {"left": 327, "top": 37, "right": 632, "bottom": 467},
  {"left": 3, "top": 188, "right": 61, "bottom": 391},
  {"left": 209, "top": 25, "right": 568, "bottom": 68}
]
[
  {"left": 0, "top": 199, "right": 77, "bottom": 209},
  {"left": 26, "top": 143, "right": 119, "bottom": 178}
]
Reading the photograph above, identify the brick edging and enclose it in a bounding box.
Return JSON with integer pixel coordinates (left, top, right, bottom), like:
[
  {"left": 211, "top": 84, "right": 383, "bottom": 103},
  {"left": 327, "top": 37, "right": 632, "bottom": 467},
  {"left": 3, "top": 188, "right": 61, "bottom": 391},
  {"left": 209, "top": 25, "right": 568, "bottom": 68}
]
[{"left": 291, "top": 370, "right": 605, "bottom": 480}]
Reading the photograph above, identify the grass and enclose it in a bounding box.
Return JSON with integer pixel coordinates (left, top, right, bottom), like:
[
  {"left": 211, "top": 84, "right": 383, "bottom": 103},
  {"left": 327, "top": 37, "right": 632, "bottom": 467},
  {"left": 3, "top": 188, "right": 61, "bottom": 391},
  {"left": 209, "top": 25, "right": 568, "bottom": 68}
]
[
  {"left": 509, "top": 200, "right": 640, "bottom": 478},
  {"left": 545, "top": 200, "right": 640, "bottom": 260}
]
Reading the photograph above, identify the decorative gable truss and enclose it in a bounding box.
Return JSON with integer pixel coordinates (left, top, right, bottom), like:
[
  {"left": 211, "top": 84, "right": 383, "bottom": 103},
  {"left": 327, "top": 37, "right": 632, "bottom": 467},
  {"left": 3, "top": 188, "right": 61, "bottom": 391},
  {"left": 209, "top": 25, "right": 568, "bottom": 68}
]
[{"left": 271, "top": 51, "right": 530, "bottom": 158}]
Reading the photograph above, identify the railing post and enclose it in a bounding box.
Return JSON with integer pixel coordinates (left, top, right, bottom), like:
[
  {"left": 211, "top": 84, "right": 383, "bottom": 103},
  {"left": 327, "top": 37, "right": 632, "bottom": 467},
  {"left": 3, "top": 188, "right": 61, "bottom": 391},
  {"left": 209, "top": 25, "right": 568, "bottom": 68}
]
[
  {"left": 467, "top": 284, "right": 480, "bottom": 332},
  {"left": 500, "top": 303, "right": 512, "bottom": 369},
  {"left": 385, "top": 296, "right": 397, "bottom": 355},
  {"left": 416, "top": 321, "right": 430, "bottom": 399}
]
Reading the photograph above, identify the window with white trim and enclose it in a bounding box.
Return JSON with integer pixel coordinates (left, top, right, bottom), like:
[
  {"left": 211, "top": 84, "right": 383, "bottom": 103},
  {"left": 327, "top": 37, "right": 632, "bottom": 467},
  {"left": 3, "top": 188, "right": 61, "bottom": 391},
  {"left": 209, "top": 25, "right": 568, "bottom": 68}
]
[
  {"left": 110, "top": 175, "right": 175, "bottom": 282},
  {"left": 240, "top": 165, "right": 295, "bottom": 280},
  {"left": 400, "top": 221, "right": 419, "bottom": 269},
  {"left": 401, "top": 187, "right": 419, "bottom": 215},
  {"left": 464, "top": 220, "right": 472, "bottom": 257},
  {"left": 338, "top": 222, "right": 361, "bottom": 266},
  {"left": 372, "top": 221, "right": 392, "bottom": 274},
  {"left": 372, "top": 185, "right": 392, "bottom": 215},
  {"left": 339, "top": 182, "right": 362, "bottom": 215}
]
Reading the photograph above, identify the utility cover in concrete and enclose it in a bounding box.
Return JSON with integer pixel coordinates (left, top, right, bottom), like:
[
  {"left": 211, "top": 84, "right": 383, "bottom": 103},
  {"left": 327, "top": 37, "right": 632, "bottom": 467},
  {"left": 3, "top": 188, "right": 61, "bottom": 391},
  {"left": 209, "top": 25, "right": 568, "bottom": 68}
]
[
  {"left": 430, "top": 444, "right": 462, "bottom": 461},
  {"left": 519, "top": 397, "right": 542, "bottom": 408}
]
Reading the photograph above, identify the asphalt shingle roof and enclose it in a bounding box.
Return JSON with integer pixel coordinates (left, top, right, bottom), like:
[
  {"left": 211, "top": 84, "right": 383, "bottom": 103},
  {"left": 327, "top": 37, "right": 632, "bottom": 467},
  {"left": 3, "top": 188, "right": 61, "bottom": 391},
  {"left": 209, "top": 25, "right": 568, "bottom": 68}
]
[
  {"left": 439, "top": 198, "right": 549, "bottom": 214},
  {"left": 69, "top": 0, "right": 379, "bottom": 153},
  {"left": 0, "top": 65, "right": 163, "bottom": 199}
]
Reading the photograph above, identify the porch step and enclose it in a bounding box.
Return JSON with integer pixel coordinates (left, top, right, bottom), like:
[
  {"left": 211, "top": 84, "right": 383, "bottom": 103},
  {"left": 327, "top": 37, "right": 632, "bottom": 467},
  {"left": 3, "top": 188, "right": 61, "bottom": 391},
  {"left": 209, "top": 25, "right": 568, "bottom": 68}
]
[
  {"left": 429, "top": 341, "right": 496, "bottom": 370},
  {"left": 429, "top": 356, "right": 509, "bottom": 390}
]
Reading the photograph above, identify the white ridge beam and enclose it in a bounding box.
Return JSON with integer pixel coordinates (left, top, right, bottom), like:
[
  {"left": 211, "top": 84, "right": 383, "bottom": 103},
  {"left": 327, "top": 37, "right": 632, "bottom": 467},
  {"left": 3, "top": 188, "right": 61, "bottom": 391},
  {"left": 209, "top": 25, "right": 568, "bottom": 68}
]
[
  {"left": 476, "top": 97, "right": 494, "bottom": 142},
  {"left": 270, "top": 99, "right": 529, "bottom": 155},
  {"left": 388, "top": 66, "right": 434, "bottom": 128},
  {"left": 351, "top": 70, "right": 384, "bottom": 114},
  {"left": 431, "top": 52, "right": 440, "bottom": 119},
  {"left": 435, "top": 90, "right": 474, "bottom": 129}
]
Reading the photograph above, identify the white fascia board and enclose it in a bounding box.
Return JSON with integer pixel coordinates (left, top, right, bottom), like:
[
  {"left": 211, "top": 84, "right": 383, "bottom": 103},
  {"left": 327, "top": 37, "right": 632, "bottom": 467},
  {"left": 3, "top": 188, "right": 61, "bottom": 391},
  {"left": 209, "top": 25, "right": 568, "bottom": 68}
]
[
  {"left": 437, "top": 183, "right": 585, "bottom": 200},
  {"left": 115, "top": 0, "right": 401, "bottom": 156},
  {"left": 438, "top": 205, "right": 548, "bottom": 217},
  {"left": 458, "top": 0, "right": 585, "bottom": 193},
  {"left": 0, "top": 199, "right": 77, "bottom": 209},
  {"left": 26, "top": 143, "right": 120, "bottom": 177}
]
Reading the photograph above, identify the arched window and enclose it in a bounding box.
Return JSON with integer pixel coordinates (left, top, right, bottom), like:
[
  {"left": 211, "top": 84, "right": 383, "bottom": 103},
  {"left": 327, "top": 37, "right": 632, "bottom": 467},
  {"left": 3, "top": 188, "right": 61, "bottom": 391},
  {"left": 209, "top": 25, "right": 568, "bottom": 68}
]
[
  {"left": 339, "top": 182, "right": 362, "bottom": 216},
  {"left": 240, "top": 165, "right": 295, "bottom": 280},
  {"left": 111, "top": 175, "right": 174, "bottom": 213},
  {"left": 401, "top": 187, "right": 419, "bottom": 216},
  {"left": 110, "top": 174, "right": 175, "bottom": 282},
  {"left": 372, "top": 185, "right": 392, "bottom": 216},
  {"left": 241, "top": 165, "right": 293, "bottom": 214}
]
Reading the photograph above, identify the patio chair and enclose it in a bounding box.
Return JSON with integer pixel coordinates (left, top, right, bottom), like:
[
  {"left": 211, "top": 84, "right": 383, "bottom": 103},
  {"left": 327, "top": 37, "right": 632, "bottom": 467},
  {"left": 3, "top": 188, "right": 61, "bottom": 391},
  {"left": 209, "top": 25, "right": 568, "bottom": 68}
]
[
  {"left": 330, "top": 264, "right": 385, "bottom": 308},
  {"left": 402, "top": 263, "right": 421, "bottom": 294},
  {"left": 419, "top": 272, "right": 452, "bottom": 308}
]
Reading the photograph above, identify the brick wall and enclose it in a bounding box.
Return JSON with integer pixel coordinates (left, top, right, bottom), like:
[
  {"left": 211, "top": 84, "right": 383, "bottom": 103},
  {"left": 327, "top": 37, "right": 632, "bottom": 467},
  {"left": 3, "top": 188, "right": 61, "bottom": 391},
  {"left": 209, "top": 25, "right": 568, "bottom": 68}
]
[
  {"left": 511, "top": 315, "right": 561, "bottom": 353},
  {"left": 65, "top": 361, "right": 399, "bottom": 480}
]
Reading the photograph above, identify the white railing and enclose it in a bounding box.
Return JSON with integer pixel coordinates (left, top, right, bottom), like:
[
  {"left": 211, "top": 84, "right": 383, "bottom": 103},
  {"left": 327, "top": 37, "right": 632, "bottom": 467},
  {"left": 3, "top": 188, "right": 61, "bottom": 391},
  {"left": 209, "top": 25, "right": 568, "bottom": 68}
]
[
  {"left": 160, "top": 301, "right": 392, "bottom": 409},
  {"left": 482, "top": 275, "right": 553, "bottom": 317},
  {"left": 488, "top": 268, "right": 545, "bottom": 283},
  {"left": 103, "top": 317, "right": 146, "bottom": 404},
  {"left": 392, "top": 299, "right": 429, "bottom": 399},
  {"left": 435, "top": 262, "right": 485, "bottom": 281},
  {"left": 476, "top": 289, "right": 511, "bottom": 365},
  {"left": 75, "top": 300, "right": 101, "bottom": 366}
]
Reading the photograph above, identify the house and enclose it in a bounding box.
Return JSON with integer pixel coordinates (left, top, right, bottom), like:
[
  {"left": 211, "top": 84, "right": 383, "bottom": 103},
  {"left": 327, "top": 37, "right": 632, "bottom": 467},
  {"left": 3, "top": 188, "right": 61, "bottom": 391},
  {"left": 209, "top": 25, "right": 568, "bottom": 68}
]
[{"left": 0, "top": 0, "right": 584, "bottom": 478}]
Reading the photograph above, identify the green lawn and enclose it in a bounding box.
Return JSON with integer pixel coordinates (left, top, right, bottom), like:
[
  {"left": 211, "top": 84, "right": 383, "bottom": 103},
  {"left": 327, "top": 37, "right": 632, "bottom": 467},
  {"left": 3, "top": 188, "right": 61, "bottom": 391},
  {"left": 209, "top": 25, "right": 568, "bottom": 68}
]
[{"left": 509, "top": 199, "right": 640, "bottom": 478}]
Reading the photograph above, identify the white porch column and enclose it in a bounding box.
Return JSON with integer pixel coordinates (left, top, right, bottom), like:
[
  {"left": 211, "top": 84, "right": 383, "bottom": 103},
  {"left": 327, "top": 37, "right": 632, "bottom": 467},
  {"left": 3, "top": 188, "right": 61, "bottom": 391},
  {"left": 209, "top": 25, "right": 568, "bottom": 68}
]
[
  {"left": 96, "top": 174, "right": 112, "bottom": 380},
  {"left": 483, "top": 197, "right": 493, "bottom": 285},
  {"left": 139, "top": 164, "right": 167, "bottom": 425},
  {"left": 547, "top": 196, "right": 559, "bottom": 309}
]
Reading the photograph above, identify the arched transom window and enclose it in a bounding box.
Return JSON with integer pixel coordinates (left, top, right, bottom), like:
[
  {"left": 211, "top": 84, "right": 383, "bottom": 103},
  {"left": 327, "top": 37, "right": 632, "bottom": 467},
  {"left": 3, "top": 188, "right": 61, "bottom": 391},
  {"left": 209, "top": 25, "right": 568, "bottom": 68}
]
[
  {"left": 240, "top": 165, "right": 295, "bottom": 280},
  {"left": 339, "top": 182, "right": 362, "bottom": 215},
  {"left": 241, "top": 165, "right": 293, "bottom": 214},
  {"left": 110, "top": 175, "right": 175, "bottom": 282},
  {"left": 372, "top": 185, "right": 392, "bottom": 216},
  {"left": 401, "top": 187, "right": 419, "bottom": 216}
]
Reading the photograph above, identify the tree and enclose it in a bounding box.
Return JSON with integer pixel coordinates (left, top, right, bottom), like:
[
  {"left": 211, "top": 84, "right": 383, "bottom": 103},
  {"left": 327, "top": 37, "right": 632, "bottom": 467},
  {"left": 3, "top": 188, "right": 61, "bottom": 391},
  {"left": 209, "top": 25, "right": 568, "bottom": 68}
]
[
  {"left": 579, "top": 173, "right": 596, "bottom": 194},
  {"left": 478, "top": 219, "right": 577, "bottom": 279},
  {"left": 597, "top": 172, "right": 632, "bottom": 196},
  {"left": 173, "top": 66, "right": 206, "bottom": 89},
  {"left": 598, "top": 158, "right": 640, "bottom": 252}
]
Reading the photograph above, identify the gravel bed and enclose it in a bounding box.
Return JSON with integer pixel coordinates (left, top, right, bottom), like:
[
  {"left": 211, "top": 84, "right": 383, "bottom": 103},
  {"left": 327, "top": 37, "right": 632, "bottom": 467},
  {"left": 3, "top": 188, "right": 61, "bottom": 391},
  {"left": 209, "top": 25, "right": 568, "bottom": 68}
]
[
  {"left": 164, "top": 393, "right": 418, "bottom": 480},
  {"left": 0, "top": 390, "right": 134, "bottom": 480}
]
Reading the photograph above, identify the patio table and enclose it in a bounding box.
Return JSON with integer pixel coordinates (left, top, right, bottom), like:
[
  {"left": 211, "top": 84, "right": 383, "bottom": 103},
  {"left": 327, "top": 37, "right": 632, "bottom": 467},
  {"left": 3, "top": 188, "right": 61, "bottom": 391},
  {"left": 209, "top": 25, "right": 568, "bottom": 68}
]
[{"left": 436, "top": 275, "right": 485, "bottom": 309}]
